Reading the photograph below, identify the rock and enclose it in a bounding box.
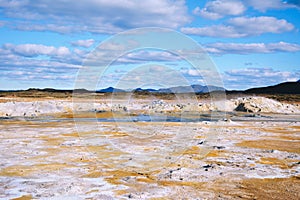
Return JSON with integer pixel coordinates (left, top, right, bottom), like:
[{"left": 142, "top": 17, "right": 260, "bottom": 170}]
[
  {"left": 233, "top": 97, "right": 299, "bottom": 113},
  {"left": 213, "top": 146, "right": 225, "bottom": 150},
  {"left": 203, "top": 164, "right": 213, "bottom": 169}
]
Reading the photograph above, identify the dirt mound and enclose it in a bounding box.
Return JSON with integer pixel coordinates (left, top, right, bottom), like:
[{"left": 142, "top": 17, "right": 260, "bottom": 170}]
[
  {"left": 0, "top": 96, "right": 299, "bottom": 117},
  {"left": 233, "top": 97, "right": 299, "bottom": 113}
]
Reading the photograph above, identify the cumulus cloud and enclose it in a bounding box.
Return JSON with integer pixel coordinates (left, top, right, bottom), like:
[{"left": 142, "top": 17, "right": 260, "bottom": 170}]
[
  {"left": 0, "top": 56, "right": 79, "bottom": 88},
  {"left": 204, "top": 41, "right": 300, "bottom": 54},
  {"left": 121, "top": 51, "right": 181, "bottom": 63},
  {"left": 223, "top": 67, "right": 300, "bottom": 89},
  {"left": 181, "top": 25, "right": 242, "bottom": 38},
  {"left": 71, "top": 39, "right": 95, "bottom": 48},
  {"left": 0, "top": 43, "right": 187, "bottom": 89},
  {"left": 14, "top": 24, "right": 75, "bottom": 34},
  {"left": 181, "top": 16, "right": 294, "bottom": 38},
  {"left": 3, "top": 44, "right": 71, "bottom": 57},
  {"left": 192, "top": 0, "right": 300, "bottom": 21},
  {"left": 0, "top": 42, "right": 84, "bottom": 89},
  {"left": 228, "top": 16, "right": 294, "bottom": 34},
  {"left": 193, "top": 0, "right": 246, "bottom": 20},
  {"left": 1, "top": 40, "right": 299, "bottom": 90},
  {"left": 3, "top": 67, "right": 76, "bottom": 81},
  {"left": 246, "top": 0, "right": 296, "bottom": 11},
  {"left": 184, "top": 69, "right": 202, "bottom": 76},
  {"left": 0, "top": 0, "right": 190, "bottom": 34}
]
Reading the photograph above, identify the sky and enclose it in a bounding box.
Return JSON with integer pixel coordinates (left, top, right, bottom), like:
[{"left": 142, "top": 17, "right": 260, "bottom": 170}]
[{"left": 0, "top": 0, "right": 299, "bottom": 90}]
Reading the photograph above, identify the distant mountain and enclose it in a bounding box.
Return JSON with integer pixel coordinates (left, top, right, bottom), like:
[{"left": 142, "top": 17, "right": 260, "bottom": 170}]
[
  {"left": 157, "top": 85, "right": 224, "bottom": 93},
  {"left": 97, "top": 87, "right": 126, "bottom": 93},
  {"left": 133, "top": 88, "right": 157, "bottom": 93},
  {"left": 26, "top": 88, "right": 93, "bottom": 93},
  {"left": 73, "top": 88, "right": 92, "bottom": 93},
  {"left": 156, "top": 88, "right": 172, "bottom": 93},
  {"left": 129, "top": 84, "right": 224, "bottom": 93},
  {"left": 244, "top": 81, "right": 300, "bottom": 94},
  {"left": 1, "top": 81, "right": 298, "bottom": 94}
]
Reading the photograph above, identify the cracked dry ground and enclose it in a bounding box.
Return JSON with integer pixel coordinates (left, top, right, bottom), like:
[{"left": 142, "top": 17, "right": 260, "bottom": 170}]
[{"left": 0, "top": 114, "right": 299, "bottom": 199}]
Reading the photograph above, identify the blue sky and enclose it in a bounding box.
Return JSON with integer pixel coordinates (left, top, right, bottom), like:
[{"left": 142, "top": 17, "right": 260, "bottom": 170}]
[{"left": 0, "top": 0, "right": 299, "bottom": 90}]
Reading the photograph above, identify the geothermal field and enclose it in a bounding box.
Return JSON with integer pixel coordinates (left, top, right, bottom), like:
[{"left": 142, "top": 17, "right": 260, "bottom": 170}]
[{"left": 0, "top": 93, "right": 299, "bottom": 199}]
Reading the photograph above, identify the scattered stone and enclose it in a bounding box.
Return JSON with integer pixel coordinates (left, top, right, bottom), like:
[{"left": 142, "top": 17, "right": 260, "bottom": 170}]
[
  {"left": 213, "top": 146, "right": 225, "bottom": 149},
  {"left": 203, "top": 164, "right": 213, "bottom": 169}
]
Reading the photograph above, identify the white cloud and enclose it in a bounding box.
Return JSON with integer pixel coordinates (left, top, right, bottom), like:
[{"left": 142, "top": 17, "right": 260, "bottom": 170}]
[
  {"left": 71, "top": 39, "right": 95, "bottom": 48},
  {"left": 204, "top": 42, "right": 300, "bottom": 54},
  {"left": 192, "top": 0, "right": 299, "bottom": 21},
  {"left": 181, "top": 16, "right": 294, "bottom": 38},
  {"left": 123, "top": 51, "right": 181, "bottom": 62},
  {"left": 0, "top": 43, "right": 82, "bottom": 86},
  {"left": 0, "top": 54, "right": 79, "bottom": 87},
  {"left": 181, "top": 25, "right": 244, "bottom": 38},
  {"left": 223, "top": 67, "right": 300, "bottom": 89},
  {"left": 14, "top": 24, "right": 75, "bottom": 34},
  {"left": 194, "top": 0, "right": 246, "bottom": 20},
  {"left": 0, "top": 43, "right": 186, "bottom": 89},
  {"left": 266, "top": 42, "right": 300, "bottom": 52},
  {"left": 0, "top": 0, "right": 27, "bottom": 8},
  {"left": 187, "top": 69, "right": 202, "bottom": 76},
  {"left": 0, "top": 0, "right": 190, "bottom": 34},
  {"left": 228, "top": 16, "right": 294, "bottom": 34},
  {"left": 3, "top": 44, "right": 71, "bottom": 57},
  {"left": 246, "top": 0, "right": 295, "bottom": 11}
]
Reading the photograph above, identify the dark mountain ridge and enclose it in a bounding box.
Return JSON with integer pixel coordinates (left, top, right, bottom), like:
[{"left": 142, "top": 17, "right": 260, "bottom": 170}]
[
  {"left": 1, "top": 80, "right": 299, "bottom": 94},
  {"left": 244, "top": 81, "right": 300, "bottom": 94}
]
